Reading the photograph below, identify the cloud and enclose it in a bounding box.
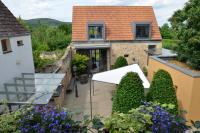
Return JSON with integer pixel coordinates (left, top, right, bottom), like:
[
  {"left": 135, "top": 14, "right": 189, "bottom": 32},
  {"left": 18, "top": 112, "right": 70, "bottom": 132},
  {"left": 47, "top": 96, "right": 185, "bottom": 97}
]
[
  {"left": 93, "top": 0, "right": 172, "bottom": 6},
  {"left": 1, "top": 0, "right": 188, "bottom": 25},
  {"left": 90, "top": 0, "right": 187, "bottom": 25},
  {"left": 1, "top": 0, "right": 73, "bottom": 22}
]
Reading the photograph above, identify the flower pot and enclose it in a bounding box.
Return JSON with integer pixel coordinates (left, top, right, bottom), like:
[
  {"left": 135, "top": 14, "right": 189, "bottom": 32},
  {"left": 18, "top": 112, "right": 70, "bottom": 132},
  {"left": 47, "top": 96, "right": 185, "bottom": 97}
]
[{"left": 79, "top": 74, "right": 88, "bottom": 84}]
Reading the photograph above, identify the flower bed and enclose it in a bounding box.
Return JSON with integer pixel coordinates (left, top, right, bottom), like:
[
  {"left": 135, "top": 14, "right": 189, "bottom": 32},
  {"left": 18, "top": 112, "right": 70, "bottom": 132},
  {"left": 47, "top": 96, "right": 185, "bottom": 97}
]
[{"left": 0, "top": 102, "right": 194, "bottom": 133}]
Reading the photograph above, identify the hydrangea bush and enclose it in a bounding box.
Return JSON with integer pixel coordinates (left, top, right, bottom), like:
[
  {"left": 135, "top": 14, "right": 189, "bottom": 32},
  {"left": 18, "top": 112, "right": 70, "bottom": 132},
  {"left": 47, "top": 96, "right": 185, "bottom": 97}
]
[
  {"left": 0, "top": 103, "right": 190, "bottom": 133},
  {"left": 140, "top": 102, "right": 188, "bottom": 133},
  {"left": 18, "top": 105, "right": 85, "bottom": 133},
  {"left": 106, "top": 102, "right": 188, "bottom": 133}
]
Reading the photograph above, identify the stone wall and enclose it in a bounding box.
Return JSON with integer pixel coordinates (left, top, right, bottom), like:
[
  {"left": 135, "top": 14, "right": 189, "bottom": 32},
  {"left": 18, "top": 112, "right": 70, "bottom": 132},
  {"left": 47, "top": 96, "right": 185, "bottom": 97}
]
[
  {"left": 71, "top": 41, "right": 162, "bottom": 70},
  {"left": 111, "top": 42, "right": 150, "bottom": 69},
  {"left": 53, "top": 47, "right": 72, "bottom": 106}
]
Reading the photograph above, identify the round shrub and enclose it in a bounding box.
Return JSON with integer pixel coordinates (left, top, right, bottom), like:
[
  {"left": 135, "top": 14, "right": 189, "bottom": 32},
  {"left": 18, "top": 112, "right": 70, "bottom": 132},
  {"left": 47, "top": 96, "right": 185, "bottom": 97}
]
[
  {"left": 147, "top": 69, "right": 178, "bottom": 114},
  {"left": 113, "top": 56, "right": 128, "bottom": 69},
  {"left": 112, "top": 72, "right": 145, "bottom": 113}
]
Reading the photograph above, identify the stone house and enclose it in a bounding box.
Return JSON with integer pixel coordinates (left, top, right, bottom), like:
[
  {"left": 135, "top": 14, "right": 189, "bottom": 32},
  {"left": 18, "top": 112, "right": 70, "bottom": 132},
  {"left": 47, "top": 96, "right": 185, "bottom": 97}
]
[{"left": 71, "top": 6, "right": 162, "bottom": 72}]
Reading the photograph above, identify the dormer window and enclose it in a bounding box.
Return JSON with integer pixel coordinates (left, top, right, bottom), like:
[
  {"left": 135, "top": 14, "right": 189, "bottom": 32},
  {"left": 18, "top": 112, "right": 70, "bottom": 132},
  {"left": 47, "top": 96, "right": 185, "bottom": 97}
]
[
  {"left": 88, "top": 23, "right": 104, "bottom": 40},
  {"left": 1, "top": 39, "right": 12, "bottom": 54},
  {"left": 135, "top": 23, "right": 151, "bottom": 40}
]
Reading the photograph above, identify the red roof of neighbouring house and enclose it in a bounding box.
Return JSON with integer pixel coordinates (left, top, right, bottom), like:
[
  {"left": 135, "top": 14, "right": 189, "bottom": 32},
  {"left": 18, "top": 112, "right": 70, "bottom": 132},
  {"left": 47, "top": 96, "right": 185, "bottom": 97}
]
[
  {"left": 72, "top": 6, "right": 162, "bottom": 41},
  {"left": 0, "top": 0, "right": 30, "bottom": 37}
]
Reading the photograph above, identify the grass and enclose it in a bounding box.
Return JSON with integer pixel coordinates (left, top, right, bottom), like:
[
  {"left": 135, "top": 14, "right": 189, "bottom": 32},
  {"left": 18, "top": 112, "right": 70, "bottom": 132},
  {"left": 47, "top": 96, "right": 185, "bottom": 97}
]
[{"left": 162, "top": 39, "right": 178, "bottom": 50}]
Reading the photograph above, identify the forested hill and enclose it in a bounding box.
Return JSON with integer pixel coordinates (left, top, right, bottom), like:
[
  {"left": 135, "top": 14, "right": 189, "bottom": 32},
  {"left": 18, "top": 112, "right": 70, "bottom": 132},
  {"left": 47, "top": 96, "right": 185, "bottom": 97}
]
[{"left": 25, "top": 18, "right": 71, "bottom": 27}]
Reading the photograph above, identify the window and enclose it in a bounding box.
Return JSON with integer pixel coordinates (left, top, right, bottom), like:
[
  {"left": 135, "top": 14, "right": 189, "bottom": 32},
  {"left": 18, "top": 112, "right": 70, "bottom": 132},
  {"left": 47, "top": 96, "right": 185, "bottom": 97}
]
[
  {"left": 88, "top": 24, "right": 104, "bottom": 40},
  {"left": 17, "top": 40, "right": 24, "bottom": 46},
  {"left": 1, "top": 39, "right": 12, "bottom": 54},
  {"left": 135, "top": 24, "right": 151, "bottom": 39}
]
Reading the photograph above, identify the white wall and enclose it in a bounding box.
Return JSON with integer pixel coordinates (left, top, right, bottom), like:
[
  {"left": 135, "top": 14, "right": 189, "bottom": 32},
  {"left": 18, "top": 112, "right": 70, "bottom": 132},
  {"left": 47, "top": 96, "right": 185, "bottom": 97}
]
[{"left": 0, "top": 35, "right": 34, "bottom": 90}]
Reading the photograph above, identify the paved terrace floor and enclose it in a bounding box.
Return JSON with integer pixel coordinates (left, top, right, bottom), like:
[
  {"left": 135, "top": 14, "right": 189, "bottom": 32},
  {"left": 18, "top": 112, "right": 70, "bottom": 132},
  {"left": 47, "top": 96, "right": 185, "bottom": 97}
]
[{"left": 64, "top": 79, "right": 116, "bottom": 119}]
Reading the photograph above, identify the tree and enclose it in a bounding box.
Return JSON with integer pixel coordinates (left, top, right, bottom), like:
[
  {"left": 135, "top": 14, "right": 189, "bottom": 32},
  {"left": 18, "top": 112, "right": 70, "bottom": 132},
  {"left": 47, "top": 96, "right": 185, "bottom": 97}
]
[
  {"left": 147, "top": 69, "right": 178, "bottom": 114},
  {"left": 112, "top": 72, "right": 145, "bottom": 113},
  {"left": 160, "top": 23, "right": 173, "bottom": 39},
  {"left": 113, "top": 56, "right": 128, "bottom": 69},
  {"left": 58, "top": 24, "right": 72, "bottom": 35},
  {"left": 169, "top": 0, "right": 200, "bottom": 70}
]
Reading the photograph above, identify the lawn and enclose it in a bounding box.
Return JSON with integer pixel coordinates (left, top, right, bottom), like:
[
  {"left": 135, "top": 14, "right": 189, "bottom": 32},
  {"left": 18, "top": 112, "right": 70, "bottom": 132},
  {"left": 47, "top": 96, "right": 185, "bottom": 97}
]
[{"left": 162, "top": 39, "right": 178, "bottom": 50}]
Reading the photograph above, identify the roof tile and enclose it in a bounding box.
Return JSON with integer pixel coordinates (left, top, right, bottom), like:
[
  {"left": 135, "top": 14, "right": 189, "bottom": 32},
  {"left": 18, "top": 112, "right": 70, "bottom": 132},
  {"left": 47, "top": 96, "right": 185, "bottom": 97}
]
[
  {"left": 72, "top": 6, "right": 162, "bottom": 41},
  {"left": 0, "top": 1, "right": 30, "bottom": 37}
]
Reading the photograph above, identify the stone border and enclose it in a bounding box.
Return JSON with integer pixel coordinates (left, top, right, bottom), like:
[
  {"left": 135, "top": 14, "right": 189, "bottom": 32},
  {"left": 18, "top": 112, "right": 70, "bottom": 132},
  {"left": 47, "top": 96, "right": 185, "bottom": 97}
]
[{"left": 150, "top": 56, "right": 200, "bottom": 78}]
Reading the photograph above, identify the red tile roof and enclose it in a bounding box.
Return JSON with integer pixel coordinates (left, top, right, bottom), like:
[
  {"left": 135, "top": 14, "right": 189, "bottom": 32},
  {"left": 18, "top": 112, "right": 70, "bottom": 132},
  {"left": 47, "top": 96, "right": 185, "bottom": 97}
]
[{"left": 72, "top": 6, "right": 162, "bottom": 41}]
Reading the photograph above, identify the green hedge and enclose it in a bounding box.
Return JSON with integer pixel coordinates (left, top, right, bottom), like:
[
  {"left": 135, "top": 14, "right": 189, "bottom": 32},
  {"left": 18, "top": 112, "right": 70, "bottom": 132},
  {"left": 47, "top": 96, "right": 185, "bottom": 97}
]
[
  {"left": 113, "top": 56, "right": 128, "bottom": 69},
  {"left": 147, "top": 69, "right": 178, "bottom": 114},
  {"left": 112, "top": 72, "right": 145, "bottom": 113}
]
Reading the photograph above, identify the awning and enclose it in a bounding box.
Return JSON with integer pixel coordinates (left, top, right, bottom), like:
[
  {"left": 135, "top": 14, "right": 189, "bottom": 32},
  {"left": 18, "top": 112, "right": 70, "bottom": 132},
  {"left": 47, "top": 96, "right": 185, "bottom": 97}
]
[
  {"left": 73, "top": 43, "right": 110, "bottom": 49},
  {"left": 92, "top": 64, "right": 150, "bottom": 88},
  {"left": 0, "top": 73, "right": 65, "bottom": 105}
]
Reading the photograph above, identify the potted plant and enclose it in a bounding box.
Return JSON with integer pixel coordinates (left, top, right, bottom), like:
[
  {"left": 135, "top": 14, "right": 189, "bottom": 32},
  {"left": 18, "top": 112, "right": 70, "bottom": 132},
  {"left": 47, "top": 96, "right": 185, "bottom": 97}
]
[{"left": 72, "top": 53, "right": 89, "bottom": 84}]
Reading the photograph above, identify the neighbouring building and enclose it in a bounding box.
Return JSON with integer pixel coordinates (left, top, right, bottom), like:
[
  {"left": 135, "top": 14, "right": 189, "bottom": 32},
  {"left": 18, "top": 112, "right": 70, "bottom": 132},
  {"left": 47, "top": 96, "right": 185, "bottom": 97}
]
[
  {"left": 72, "top": 6, "right": 162, "bottom": 72},
  {"left": 148, "top": 55, "right": 200, "bottom": 121},
  {"left": 0, "top": 1, "right": 34, "bottom": 90}
]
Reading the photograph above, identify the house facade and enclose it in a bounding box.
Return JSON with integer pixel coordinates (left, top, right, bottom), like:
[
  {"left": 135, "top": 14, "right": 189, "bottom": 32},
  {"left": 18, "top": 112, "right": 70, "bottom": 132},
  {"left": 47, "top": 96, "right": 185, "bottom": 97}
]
[
  {"left": 72, "top": 6, "right": 162, "bottom": 72},
  {"left": 0, "top": 1, "right": 34, "bottom": 90}
]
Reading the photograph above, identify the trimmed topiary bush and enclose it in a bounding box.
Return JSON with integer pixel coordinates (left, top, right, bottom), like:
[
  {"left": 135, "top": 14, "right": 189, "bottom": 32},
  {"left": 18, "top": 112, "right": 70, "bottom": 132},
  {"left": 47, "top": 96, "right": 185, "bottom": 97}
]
[
  {"left": 112, "top": 72, "right": 145, "bottom": 113},
  {"left": 147, "top": 69, "right": 178, "bottom": 114},
  {"left": 113, "top": 56, "right": 128, "bottom": 69}
]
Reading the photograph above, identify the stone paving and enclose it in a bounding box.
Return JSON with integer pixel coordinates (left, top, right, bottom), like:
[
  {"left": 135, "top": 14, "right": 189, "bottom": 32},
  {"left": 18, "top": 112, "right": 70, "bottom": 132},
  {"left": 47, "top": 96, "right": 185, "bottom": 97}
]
[{"left": 64, "top": 79, "right": 116, "bottom": 119}]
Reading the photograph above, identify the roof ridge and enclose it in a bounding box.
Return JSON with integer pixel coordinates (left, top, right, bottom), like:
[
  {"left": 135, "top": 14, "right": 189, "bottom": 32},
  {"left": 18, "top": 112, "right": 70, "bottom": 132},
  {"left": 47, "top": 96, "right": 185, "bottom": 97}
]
[{"left": 73, "top": 5, "right": 153, "bottom": 7}]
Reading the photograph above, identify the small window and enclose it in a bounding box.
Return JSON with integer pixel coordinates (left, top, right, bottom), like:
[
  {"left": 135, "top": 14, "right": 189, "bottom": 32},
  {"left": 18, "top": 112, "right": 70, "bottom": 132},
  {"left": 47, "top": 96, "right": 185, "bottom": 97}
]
[
  {"left": 1, "top": 39, "right": 12, "bottom": 54},
  {"left": 124, "top": 54, "right": 129, "bottom": 57},
  {"left": 135, "top": 24, "right": 150, "bottom": 39},
  {"left": 17, "top": 40, "right": 24, "bottom": 46},
  {"left": 88, "top": 24, "right": 104, "bottom": 40}
]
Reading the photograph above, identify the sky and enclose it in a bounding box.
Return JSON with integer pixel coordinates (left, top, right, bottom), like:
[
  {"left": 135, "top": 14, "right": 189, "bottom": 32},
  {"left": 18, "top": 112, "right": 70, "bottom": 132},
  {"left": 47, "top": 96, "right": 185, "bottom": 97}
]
[{"left": 1, "top": 0, "right": 188, "bottom": 26}]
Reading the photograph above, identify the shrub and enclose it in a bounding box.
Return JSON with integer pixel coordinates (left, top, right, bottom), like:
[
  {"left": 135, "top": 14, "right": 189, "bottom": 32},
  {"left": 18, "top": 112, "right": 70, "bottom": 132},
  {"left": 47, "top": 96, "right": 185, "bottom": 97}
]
[
  {"left": 162, "top": 39, "right": 178, "bottom": 50},
  {"left": 140, "top": 102, "right": 188, "bottom": 133},
  {"left": 18, "top": 105, "right": 84, "bottom": 132},
  {"left": 143, "top": 66, "right": 148, "bottom": 76},
  {"left": 0, "top": 110, "right": 21, "bottom": 133},
  {"left": 147, "top": 69, "right": 178, "bottom": 114},
  {"left": 191, "top": 120, "right": 200, "bottom": 132},
  {"left": 72, "top": 54, "right": 89, "bottom": 75},
  {"left": 112, "top": 72, "right": 145, "bottom": 113},
  {"left": 113, "top": 56, "right": 128, "bottom": 69},
  {"left": 105, "top": 107, "right": 152, "bottom": 132},
  {"left": 106, "top": 102, "right": 188, "bottom": 133}
]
